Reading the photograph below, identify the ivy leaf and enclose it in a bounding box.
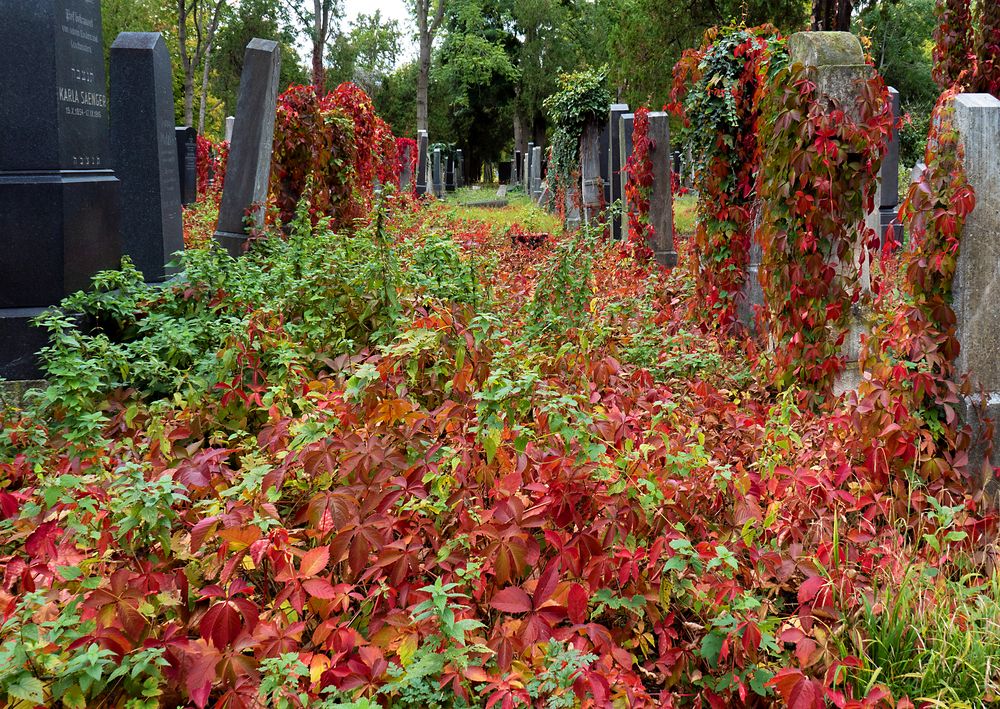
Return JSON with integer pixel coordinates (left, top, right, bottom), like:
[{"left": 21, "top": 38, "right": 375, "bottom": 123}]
[{"left": 490, "top": 586, "right": 532, "bottom": 614}]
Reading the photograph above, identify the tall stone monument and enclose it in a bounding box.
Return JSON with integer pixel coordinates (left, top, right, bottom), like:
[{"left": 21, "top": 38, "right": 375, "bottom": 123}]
[
  {"left": 531, "top": 146, "right": 542, "bottom": 198},
  {"left": 415, "top": 130, "right": 428, "bottom": 196},
  {"left": 456, "top": 149, "right": 464, "bottom": 188},
  {"left": 399, "top": 141, "right": 413, "bottom": 191},
  {"left": 213, "top": 38, "right": 281, "bottom": 257},
  {"left": 445, "top": 153, "right": 456, "bottom": 192},
  {"left": 609, "top": 104, "right": 630, "bottom": 239},
  {"left": 0, "top": 0, "right": 122, "bottom": 379},
  {"left": 868, "top": 87, "right": 902, "bottom": 248},
  {"left": 176, "top": 126, "right": 198, "bottom": 206},
  {"left": 580, "top": 120, "right": 602, "bottom": 226},
  {"left": 647, "top": 112, "right": 676, "bottom": 267},
  {"left": 110, "top": 32, "right": 183, "bottom": 282},
  {"left": 951, "top": 93, "right": 1000, "bottom": 474},
  {"left": 225, "top": 116, "right": 235, "bottom": 143},
  {"left": 432, "top": 148, "right": 443, "bottom": 198}
]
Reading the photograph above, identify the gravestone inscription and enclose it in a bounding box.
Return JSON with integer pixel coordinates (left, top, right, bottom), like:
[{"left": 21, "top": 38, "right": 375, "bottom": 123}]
[{"left": 176, "top": 127, "right": 198, "bottom": 206}]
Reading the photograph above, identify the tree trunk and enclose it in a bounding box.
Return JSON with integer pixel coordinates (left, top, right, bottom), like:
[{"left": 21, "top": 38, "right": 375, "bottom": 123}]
[
  {"left": 417, "top": 39, "right": 431, "bottom": 132},
  {"left": 198, "top": 43, "right": 213, "bottom": 133},
  {"left": 312, "top": 0, "right": 326, "bottom": 88},
  {"left": 812, "top": 0, "right": 852, "bottom": 31}
]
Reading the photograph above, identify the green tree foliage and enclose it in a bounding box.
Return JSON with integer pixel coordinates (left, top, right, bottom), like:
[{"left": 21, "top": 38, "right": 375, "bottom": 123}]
[
  {"left": 856, "top": 0, "right": 938, "bottom": 165},
  {"left": 327, "top": 11, "right": 402, "bottom": 95},
  {"left": 604, "top": 0, "right": 809, "bottom": 108}
]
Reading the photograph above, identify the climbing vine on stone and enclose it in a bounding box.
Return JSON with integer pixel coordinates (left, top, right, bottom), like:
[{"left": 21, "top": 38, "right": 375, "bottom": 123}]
[
  {"left": 670, "top": 25, "right": 785, "bottom": 333},
  {"left": 757, "top": 62, "right": 892, "bottom": 400}
]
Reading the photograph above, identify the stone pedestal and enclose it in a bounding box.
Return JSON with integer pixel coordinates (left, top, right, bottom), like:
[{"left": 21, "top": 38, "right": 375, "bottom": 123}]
[
  {"left": 214, "top": 38, "right": 281, "bottom": 257},
  {"left": 951, "top": 93, "right": 1000, "bottom": 473},
  {"left": 609, "top": 104, "right": 630, "bottom": 239},
  {"left": 0, "top": 0, "right": 122, "bottom": 380},
  {"left": 111, "top": 32, "right": 183, "bottom": 282},
  {"left": 647, "top": 112, "right": 676, "bottom": 267}
]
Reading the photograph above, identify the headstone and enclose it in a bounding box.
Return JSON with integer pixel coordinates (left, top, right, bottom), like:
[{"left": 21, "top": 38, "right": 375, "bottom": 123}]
[
  {"left": 213, "top": 38, "right": 281, "bottom": 257},
  {"left": 415, "top": 130, "right": 428, "bottom": 196},
  {"left": 531, "top": 146, "right": 543, "bottom": 198},
  {"left": 598, "top": 120, "right": 611, "bottom": 214},
  {"left": 446, "top": 153, "right": 456, "bottom": 192},
  {"left": 515, "top": 150, "right": 522, "bottom": 186},
  {"left": 110, "top": 32, "right": 183, "bottom": 282},
  {"left": 399, "top": 142, "right": 414, "bottom": 191},
  {"left": 672, "top": 150, "right": 681, "bottom": 177},
  {"left": 618, "top": 113, "right": 635, "bottom": 239},
  {"left": 647, "top": 112, "right": 676, "bottom": 267},
  {"left": 498, "top": 161, "right": 512, "bottom": 184},
  {"left": 525, "top": 142, "right": 534, "bottom": 192},
  {"left": 176, "top": 127, "right": 198, "bottom": 206},
  {"left": 580, "top": 120, "right": 602, "bottom": 225},
  {"left": 432, "top": 148, "right": 443, "bottom": 198},
  {"left": 0, "top": 0, "right": 122, "bottom": 380},
  {"left": 609, "top": 104, "right": 629, "bottom": 239},
  {"left": 456, "top": 149, "right": 464, "bottom": 188},
  {"left": 865, "top": 87, "right": 902, "bottom": 248},
  {"left": 225, "top": 116, "right": 235, "bottom": 143},
  {"left": 951, "top": 93, "right": 1000, "bottom": 475}
]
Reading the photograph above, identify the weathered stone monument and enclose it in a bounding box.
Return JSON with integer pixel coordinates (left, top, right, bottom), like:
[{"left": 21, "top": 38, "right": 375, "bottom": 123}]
[
  {"left": 580, "top": 120, "right": 603, "bottom": 225},
  {"left": 225, "top": 116, "right": 235, "bottom": 143},
  {"left": 456, "top": 149, "right": 464, "bottom": 188},
  {"left": 399, "top": 141, "right": 413, "bottom": 191},
  {"left": 515, "top": 150, "right": 522, "bottom": 186},
  {"left": 618, "top": 112, "right": 635, "bottom": 239},
  {"left": 1, "top": 0, "right": 122, "bottom": 379},
  {"left": 446, "top": 153, "right": 456, "bottom": 193},
  {"left": 432, "top": 148, "right": 443, "bottom": 198},
  {"left": 951, "top": 93, "right": 1000, "bottom": 473},
  {"left": 415, "top": 130, "right": 428, "bottom": 195},
  {"left": 609, "top": 104, "right": 630, "bottom": 239},
  {"left": 647, "top": 112, "right": 676, "bottom": 267},
  {"left": 110, "top": 32, "right": 183, "bottom": 282},
  {"left": 531, "top": 146, "right": 542, "bottom": 198},
  {"left": 176, "top": 126, "right": 198, "bottom": 206},
  {"left": 213, "top": 38, "right": 281, "bottom": 257}
]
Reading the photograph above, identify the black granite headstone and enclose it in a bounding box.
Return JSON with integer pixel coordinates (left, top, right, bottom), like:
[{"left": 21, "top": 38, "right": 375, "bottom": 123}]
[
  {"left": 432, "top": 148, "right": 443, "bottom": 198},
  {"left": 110, "top": 32, "right": 183, "bottom": 282},
  {"left": 415, "top": 131, "right": 428, "bottom": 195},
  {"left": 176, "top": 126, "right": 198, "bottom": 206},
  {"left": 456, "top": 149, "right": 464, "bottom": 188},
  {"left": 445, "top": 154, "right": 456, "bottom": 192},
  {"left": 0, "top": 0, "right": 122, "bottom": 379},
  {"left": 214, "top": 38, "right": 281, "bottom": 257}
]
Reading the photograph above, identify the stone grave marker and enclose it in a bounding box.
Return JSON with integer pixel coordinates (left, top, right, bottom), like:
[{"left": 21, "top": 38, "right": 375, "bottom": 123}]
[
  {"left": 446, "top": 153, "right": 456, "bottom": 192},
  {"left": 456, "top": 149, "right": 464, "bottom": 188},
  {"left": 609, "top": 104, "right": 629, "bottom": 239},
  {"left": 432, "top": 148, "right": 443, "bottom": 198},
  {"left": 531, "top": 146, "right": 542, "bottom": 198},
  {"left": 399, "top": 141, "right": 413, "bottom": 191},
  {"left": 0, "top": 0, "right": 122, "bottom": 380},
  {"left": 213, "top": 38, "right": 281, "bottom": 257},
  {"left": 176, "top": 126, "right": 198, "bottom": 206},
  {"left": 110, "top": 32, "right": 183, "bottom": 282},
  {"left": 581, "top": 119, "right": 602, "bottom": 225},
  {"left": 951, "top": 93, "right": 1000, "bottom": 474},
  {"left": 525, "top": 142, "right": 534, "bottom": 192},
  {"left": 415, "top": 130, "right": 428, "bottom": 195},
  {"left": 647, "top": 112, "right": 676, "bottom": 267},
  {"left": 617, "top": 112, "right": 635, "bottom": 239},
  {"left": 225, "top": 115, "right": 235, "bottom": 142},
  {"left": 865, "top": 87, "right": 902, "bottom": 248}
]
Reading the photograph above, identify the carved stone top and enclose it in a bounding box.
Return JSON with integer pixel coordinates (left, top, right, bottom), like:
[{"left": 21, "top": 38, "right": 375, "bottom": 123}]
[{"left": 788, "top": 31, "right": 865, "bottom": 68}]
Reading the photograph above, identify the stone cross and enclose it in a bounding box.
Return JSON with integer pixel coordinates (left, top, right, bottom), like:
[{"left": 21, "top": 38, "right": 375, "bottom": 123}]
[
  {"left": 0, "top": 0, "right": 122, "bottom": 379},
  {"left": 647, "top": 112, "right": 676, "bottom": 267},
  {"left": 618, "top": 112, "right": 635, "bottom": 239},
  {"left": 214, "top": 38, "right": 281, "bottom": 257},
  {"left": 609, "top": 104, "right": 630, "bottom": 239},
  {"left": 415, "top": 130, "right": 428, "bottom": 195},
  {"left": 110, "top": 32, "right": 184, "bottom": 282},
  {"left": 951, "top": 93, "right": 1000, "bottom": 474},
  {"left": 176, "top": 127, "right": 198, "bottom": 206}
]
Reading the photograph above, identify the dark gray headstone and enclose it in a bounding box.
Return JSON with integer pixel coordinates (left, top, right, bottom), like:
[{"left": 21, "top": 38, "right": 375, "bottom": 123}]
[
  {"left": 456, "top": 149, "right": 464, "bottom": 188},
  {"left": 580, "top": 120, "right": 602, "bottom": 225},
  {"left": 415, "top": 131, "right": 428, "bottom": 195},
  {"left": 598, "top": 121, "right": 610, "bottom": 210},
  {"left": 609, "top": 104, "right": 629, "bottom": 239},
  {"left": 176, "top": 126, "right": 198, "bottom": 206},
  {"left": 0, "top": 0, "right": 122, "bottom": 379},
  {"left": 110, "top": 32, "right": 183, "bottom": 282},
  {"left": 515, "top": 150, "right": 522, "bottom": 186},
  {"left": 432, "top": 148, "right": 443, "bottom": 198},
  {"left": 400, "top": 142, "right": 413, "bottom": 191},
  {"left": 446, "top": 153, "right": 456, "bottom": 192},
  {"left": 525, "top": 142, "right": 534, "bottom": 191},
  {"left": 214, "top": 38, "right": 280, "bottom": 257}
]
